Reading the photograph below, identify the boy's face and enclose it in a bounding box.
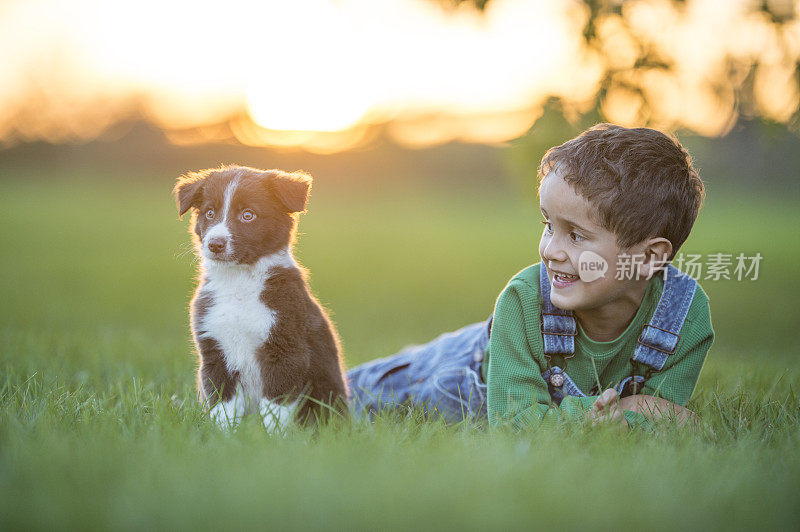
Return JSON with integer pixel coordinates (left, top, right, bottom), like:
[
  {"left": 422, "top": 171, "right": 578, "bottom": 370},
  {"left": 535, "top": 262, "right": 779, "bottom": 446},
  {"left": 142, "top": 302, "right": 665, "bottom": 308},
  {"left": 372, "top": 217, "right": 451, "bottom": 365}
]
[{"left": 538, "top": 169, "right": 642, "bottom": 312}]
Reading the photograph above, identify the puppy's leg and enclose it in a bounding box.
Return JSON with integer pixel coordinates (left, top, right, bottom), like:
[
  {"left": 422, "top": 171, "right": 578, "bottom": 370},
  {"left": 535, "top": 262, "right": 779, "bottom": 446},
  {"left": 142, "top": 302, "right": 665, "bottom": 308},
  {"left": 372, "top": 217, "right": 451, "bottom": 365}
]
[{"left": 198, "top": 338, "right": 242, "bottom": 428}]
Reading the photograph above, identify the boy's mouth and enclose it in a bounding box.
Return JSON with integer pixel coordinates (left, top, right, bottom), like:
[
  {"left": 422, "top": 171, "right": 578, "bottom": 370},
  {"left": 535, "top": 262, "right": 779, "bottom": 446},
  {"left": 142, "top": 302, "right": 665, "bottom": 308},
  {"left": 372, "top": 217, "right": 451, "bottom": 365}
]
[{"left": 551, "top": 270, "right": 579, "bottom": 288}]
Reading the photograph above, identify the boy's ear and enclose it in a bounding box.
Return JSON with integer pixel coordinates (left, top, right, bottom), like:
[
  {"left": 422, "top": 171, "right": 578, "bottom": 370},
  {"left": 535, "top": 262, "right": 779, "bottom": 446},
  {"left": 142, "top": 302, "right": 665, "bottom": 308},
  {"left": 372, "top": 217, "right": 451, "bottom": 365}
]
[
  {"left": 639, "top": 237, "right": 673, "bottom": 279},
  {"left": 268, "top": 170, "right": 312, "bottom": 213},
  {"left": 173, "top": 170, "right": 210, "bottom": 217}
]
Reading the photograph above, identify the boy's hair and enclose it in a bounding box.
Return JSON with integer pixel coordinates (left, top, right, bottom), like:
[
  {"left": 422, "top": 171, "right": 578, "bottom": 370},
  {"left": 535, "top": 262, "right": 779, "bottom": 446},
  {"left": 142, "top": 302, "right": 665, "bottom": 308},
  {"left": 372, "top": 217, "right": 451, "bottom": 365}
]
[{"left": 538, "top": 123, "right": 704, "bottom": 260}]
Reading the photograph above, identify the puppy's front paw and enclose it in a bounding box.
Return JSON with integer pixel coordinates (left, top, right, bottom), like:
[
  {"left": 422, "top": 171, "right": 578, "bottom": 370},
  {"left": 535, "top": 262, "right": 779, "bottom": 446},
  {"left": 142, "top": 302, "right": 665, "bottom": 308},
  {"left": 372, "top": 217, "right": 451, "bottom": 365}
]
[
  {"left": 209, "top": 396, "right": 247, "bottom": 429},
  {"left": 259, "top": 398, "right": 296, "bottom": 434}
]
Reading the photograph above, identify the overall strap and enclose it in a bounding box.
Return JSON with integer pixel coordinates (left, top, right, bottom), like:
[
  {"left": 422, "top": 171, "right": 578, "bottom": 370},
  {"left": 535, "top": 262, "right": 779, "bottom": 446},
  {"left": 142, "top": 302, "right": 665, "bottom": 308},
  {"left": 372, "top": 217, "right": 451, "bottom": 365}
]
[
  {"left": 631, "top": 264, "right": 697, "bottom": 371},
  {"left": 539, "top": 263, "right": 577, "bottom": 356}
]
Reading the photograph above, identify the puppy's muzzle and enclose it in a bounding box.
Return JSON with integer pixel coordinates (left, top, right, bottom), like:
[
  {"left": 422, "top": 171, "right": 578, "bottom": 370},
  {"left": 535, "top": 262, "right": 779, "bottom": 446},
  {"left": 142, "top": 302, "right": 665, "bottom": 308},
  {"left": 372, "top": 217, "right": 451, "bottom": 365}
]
[{"left": 208, "top": 236, "right": 228, "bottom": 254}]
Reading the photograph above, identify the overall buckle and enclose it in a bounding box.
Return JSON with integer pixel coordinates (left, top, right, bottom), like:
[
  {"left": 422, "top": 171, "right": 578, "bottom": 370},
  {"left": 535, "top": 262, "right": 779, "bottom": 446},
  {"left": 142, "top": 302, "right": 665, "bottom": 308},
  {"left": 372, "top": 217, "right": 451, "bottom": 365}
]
[{"left": 638, "top": 323, "right": 679, "bottom": 355}]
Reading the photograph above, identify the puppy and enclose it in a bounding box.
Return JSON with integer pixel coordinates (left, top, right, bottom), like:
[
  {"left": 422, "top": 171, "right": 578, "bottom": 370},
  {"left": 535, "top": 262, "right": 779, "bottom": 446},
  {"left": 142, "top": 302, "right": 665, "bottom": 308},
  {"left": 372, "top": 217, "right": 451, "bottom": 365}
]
[{"left": 174, "top": 165, "right": 348, "bottom": 431}]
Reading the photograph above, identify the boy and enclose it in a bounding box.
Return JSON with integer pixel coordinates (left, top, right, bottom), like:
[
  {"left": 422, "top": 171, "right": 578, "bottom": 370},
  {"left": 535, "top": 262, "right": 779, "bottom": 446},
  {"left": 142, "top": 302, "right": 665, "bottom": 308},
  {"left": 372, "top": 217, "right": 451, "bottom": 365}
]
[{"left": 347, "top": 124, "right": 714, "bottom": 429}]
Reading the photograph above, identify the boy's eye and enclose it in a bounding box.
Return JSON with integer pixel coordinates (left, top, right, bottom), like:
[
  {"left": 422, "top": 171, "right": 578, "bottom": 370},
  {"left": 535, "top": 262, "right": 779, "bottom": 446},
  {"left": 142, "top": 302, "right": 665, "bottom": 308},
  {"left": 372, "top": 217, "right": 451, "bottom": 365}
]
[
  {"left": 570, "top": 231, "right": 585, "bottom": 242},
  {"left": 541, "top": 220, "right": 553, "bottom": 233}
]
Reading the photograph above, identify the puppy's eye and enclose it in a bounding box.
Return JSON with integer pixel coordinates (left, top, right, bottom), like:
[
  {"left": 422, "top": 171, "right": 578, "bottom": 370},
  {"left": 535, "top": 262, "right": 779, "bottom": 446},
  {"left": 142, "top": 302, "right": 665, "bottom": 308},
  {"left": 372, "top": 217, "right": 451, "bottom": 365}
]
[
  {"left": 240, "top": 209, "right": 256, "bottom": 222},
  {"left": 205, "top": 209, "right": 215, "bottom": 220}
]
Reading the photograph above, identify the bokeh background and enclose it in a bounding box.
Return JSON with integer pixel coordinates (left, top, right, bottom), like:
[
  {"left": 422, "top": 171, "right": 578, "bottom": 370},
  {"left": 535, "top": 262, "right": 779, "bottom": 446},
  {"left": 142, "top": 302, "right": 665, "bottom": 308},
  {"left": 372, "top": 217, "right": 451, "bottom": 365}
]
[
  {"left": 1, "top": 0, "right": 800, "bottom": 528},
  {"left": 1, "top": 0, "right": 798, "bottom": 363}
]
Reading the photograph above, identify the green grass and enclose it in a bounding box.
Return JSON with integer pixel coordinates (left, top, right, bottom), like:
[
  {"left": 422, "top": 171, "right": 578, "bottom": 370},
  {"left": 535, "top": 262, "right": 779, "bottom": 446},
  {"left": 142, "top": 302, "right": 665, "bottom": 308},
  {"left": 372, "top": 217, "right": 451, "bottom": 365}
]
[{"left": 1, "top": 172, "right": 799, "bottom": 530}]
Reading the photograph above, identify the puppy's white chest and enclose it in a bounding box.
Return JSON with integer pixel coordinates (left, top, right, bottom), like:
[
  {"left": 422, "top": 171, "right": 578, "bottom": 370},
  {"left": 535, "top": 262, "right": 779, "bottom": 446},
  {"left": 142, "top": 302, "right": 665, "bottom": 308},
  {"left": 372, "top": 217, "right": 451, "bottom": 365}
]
[{"left": 200, "top": 273, "right": 276, "bottom": 398}]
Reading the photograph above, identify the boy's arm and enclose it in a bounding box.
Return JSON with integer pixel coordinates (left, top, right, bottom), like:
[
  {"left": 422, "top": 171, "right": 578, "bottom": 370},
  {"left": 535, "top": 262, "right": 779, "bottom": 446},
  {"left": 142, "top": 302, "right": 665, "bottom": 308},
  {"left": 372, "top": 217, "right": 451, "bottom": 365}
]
[
  {"left": 615, "top": 336, "right": 709, "bottom": 429},
  {"left": 617, "top": 289, "right": 714, "bottom": 428},
  {"left": 619, "top": 394, "right": 698, "bottom": 425},
  {"left": 636, "top": 288, "right": 714, "bottom": 406},
  {"left": 588, "top": 388, "right": 697, "bottom": 430},
  {"left": 486, "top": 281, "right": 600, "bottom": 429}
]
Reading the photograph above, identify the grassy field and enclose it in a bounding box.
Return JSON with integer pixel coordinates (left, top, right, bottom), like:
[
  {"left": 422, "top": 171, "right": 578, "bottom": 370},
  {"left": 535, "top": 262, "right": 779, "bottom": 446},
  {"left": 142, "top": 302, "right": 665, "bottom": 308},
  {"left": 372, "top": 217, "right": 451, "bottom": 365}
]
[{"left": 1, "top": 170, "right": 799, "bottom": 530}]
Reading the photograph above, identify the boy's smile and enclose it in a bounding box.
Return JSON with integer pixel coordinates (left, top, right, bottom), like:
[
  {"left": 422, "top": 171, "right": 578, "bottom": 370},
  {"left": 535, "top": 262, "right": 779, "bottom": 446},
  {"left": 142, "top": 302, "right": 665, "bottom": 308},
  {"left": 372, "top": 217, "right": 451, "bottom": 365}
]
[{"left": 538, "top": 169, "right": 653, "bottom": 341}]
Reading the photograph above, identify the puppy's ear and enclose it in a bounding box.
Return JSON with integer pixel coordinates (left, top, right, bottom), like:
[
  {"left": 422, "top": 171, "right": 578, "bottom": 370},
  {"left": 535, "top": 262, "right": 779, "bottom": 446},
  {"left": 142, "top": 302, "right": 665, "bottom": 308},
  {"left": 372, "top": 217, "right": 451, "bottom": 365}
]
[
  {"left": 173, "top": 170, "right": 209, "bottom": 217},
  {"left": 269, "top": 171, "right": 312, "bottom": 213}
]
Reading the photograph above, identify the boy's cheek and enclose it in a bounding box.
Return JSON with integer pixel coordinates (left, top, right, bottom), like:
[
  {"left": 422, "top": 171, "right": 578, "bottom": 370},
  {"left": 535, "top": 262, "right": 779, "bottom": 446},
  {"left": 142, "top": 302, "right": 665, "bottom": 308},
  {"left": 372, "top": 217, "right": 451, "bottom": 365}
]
[{"left": 537, "top": 237, "right": 548, "bottom": 261}]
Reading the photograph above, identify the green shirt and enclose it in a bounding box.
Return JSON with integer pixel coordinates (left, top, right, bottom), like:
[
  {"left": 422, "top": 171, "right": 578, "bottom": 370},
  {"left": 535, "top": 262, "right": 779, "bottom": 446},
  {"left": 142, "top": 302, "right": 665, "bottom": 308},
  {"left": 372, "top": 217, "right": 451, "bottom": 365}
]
[{"left": 485, "top": 263, "right": 714, "bottom": 429}]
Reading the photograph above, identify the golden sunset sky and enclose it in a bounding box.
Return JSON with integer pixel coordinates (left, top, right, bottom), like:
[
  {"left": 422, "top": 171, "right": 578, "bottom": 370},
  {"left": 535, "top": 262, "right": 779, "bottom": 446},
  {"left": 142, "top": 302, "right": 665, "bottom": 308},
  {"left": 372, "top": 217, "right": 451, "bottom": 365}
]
[{"left": 1, "top": 0, "right": 797, "bottom": 152}]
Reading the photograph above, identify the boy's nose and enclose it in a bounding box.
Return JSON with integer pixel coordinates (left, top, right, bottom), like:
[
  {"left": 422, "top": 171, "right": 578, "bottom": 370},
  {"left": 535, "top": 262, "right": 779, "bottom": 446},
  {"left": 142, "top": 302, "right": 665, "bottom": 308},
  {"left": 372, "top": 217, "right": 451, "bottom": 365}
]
[{"left": 541, "top": 238, "right": 569, "bottom": 264}]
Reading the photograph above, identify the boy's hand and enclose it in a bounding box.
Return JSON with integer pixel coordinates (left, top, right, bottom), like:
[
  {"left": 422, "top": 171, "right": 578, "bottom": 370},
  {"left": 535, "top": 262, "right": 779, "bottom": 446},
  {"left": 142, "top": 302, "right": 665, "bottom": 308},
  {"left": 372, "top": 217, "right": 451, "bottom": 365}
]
[
  {"left": 618, "top": 394, "right": 699, "bottom": 427},
  {"left": 587, "top": 388, "right": 628, "bottom": 430}
]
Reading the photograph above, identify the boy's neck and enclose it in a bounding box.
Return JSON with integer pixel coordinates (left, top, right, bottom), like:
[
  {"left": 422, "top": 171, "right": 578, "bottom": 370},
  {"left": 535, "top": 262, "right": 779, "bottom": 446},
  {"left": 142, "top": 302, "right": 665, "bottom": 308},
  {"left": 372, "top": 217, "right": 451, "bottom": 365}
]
[{"left": 574, "top": 278, "right": 650, "bottom": 342}]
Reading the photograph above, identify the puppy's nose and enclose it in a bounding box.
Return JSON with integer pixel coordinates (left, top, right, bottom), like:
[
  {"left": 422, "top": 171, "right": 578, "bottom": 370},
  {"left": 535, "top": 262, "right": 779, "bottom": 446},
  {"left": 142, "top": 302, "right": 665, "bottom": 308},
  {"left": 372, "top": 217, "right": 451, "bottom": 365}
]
[{"left": 208, "top": 237, "right": 227, "bottom": 254}]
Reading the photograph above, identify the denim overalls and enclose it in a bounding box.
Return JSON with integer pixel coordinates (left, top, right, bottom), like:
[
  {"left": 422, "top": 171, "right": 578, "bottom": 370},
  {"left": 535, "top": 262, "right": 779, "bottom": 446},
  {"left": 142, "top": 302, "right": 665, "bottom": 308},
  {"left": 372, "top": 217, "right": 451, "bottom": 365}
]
[{"left": 346, "top": 262, "right": 697, "bottom": 422}]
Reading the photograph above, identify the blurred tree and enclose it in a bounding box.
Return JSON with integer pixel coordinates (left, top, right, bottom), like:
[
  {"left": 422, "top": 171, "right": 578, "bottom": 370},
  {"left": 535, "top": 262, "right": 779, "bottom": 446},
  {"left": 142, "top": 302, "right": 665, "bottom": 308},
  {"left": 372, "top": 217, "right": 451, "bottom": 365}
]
[
  {"left": 504, "top": 98, "right": 594, "bottom": 188},
  {"left": 440, "top": 0, "right": 799, "bottom": 137},
  {"left": 436, "top": 0, "right": 800, "bottom": 191}
]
